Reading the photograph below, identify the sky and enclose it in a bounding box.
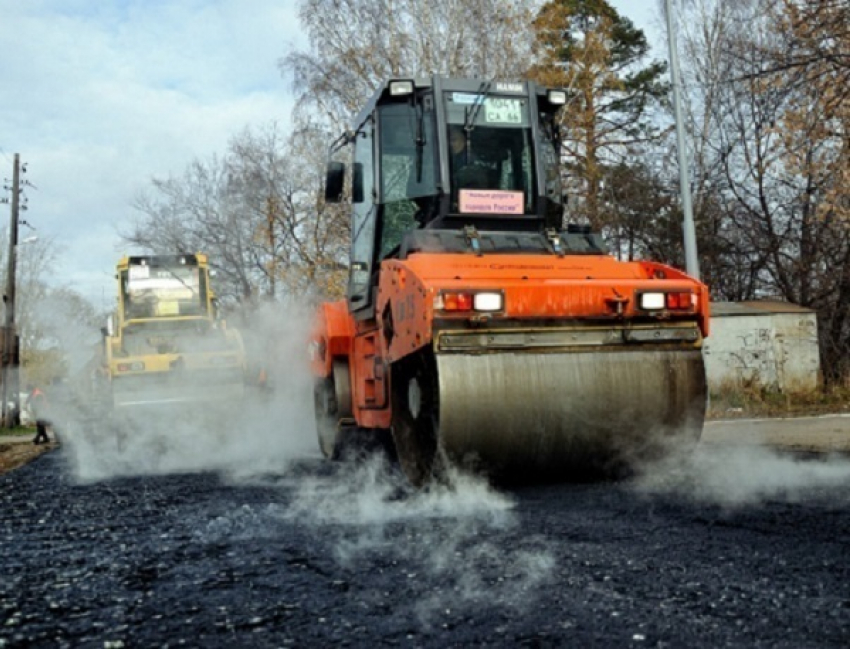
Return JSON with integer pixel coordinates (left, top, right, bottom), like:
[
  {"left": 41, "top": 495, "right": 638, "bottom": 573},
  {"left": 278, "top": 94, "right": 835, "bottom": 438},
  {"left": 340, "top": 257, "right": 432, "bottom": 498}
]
[{"left": 0, "top": 0, "right": 661, "bottom": 312}]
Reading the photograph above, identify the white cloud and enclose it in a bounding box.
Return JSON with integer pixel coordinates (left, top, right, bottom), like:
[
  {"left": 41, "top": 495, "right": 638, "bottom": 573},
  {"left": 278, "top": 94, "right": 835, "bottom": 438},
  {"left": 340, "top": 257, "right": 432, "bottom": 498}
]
[{"left": 0, "top": 0, "right": 304, "bottom": 307}]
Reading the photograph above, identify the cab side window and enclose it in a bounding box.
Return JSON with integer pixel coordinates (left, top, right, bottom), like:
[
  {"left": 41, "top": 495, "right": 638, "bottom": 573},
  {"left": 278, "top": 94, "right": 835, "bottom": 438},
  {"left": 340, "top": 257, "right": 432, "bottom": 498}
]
[{"left": 348, "top": 120, "right": 377, "bottom": 311}]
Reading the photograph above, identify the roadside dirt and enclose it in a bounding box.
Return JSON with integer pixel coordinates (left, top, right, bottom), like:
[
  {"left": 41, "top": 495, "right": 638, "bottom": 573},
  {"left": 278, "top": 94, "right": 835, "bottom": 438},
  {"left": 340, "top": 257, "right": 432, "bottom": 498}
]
[
  {"left": 0, "top": 439, "right": 57, "bottom": 474},
  {"left": 703, "top": 414, "right": 850, "bottom": 454}
]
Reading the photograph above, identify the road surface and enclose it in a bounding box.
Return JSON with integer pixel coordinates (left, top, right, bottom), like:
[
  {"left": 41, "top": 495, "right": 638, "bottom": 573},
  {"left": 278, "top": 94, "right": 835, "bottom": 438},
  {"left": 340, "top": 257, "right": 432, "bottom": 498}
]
[{"left": 1, "top": 416, "right": 848, "bottom": 647}]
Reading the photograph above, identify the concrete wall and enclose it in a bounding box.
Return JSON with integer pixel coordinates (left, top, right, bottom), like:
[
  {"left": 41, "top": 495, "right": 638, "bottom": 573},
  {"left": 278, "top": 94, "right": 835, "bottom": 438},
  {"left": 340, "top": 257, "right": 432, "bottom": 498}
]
[{"left": 703, "top": 302, "right": 820, "bottom": 392}]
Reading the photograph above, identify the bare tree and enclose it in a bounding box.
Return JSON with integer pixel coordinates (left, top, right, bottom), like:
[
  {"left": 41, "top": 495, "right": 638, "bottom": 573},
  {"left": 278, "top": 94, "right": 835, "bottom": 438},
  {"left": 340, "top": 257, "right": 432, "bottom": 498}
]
[
  {"left": 774, "top": 0, "right": 849, "bottom": 225},
  {"left": 0, "top": 233, "right": 59, "bottom": 352},
  {"left": 26, "top": 286, "right": 103, "bottom": 384},
  {"left": 226, "top": 124, "right": 349, "bottom": 299},
  {"left": 0, "top": 232, "right": 102, "bottom": 382},
  {"left": 126, "top": 123, "right": 347, "bottom": 307},
  {"left": 769, "top": 0, "right": 850, "bottom": 381},
  {"left": 128, "top": 154, "right": 259, "bottom": 304},
  {"left": 668, "top": 0, "right": 850, "bottom": 382},
  {"left": 281, "top": 0, "right": 537, "bottom": 130}
]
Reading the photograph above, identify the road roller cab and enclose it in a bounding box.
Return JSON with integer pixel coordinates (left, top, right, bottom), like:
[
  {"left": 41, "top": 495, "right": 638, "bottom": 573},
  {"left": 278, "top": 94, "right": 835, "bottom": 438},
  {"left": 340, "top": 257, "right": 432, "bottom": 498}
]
[{"left": 312, "top": 76, "right": 710, "bottom": 485}]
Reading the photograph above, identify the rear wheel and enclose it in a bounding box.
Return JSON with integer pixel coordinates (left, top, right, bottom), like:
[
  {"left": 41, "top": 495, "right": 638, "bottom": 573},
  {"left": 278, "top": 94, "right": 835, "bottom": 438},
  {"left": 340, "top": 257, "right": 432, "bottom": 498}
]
[
  {"left": 390, "top": 350, "right": 446, "bottom": 486},
  {"left": 313, "top": 359, "right": 352, "bottom": 459}
]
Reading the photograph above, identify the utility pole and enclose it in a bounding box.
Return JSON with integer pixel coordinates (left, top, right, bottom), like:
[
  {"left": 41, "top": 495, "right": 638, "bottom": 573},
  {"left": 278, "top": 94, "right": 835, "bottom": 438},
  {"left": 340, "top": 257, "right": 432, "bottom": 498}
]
[
  {"left": 665, "top": 0, "right": 701, "bottom": 280},
  {"left": 2, "top": 154, "right": 20, "bottom": 428}
]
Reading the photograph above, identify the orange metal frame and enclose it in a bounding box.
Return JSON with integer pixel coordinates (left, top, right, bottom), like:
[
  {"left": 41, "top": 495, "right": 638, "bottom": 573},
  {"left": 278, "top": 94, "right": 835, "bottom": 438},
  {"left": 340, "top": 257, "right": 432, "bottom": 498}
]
[{"left": 311, "top": 252, "right": 710, "bottom": 430}]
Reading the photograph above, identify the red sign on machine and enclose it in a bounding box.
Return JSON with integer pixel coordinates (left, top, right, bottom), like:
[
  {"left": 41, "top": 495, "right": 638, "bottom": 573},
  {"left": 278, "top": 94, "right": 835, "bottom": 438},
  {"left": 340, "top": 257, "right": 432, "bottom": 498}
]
[{"left": 459, "top": 190, "right": 524, "bottom": 215}]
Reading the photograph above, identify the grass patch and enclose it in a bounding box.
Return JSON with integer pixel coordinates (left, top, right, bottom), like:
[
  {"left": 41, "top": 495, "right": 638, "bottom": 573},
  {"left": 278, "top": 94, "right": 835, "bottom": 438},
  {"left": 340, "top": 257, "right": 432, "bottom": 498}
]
[
  {"left": 0, "top": 425, "right": 37, "bottom": 437},
  {"left": 708, "top": 382, "right": 850, "bottom": 419}
]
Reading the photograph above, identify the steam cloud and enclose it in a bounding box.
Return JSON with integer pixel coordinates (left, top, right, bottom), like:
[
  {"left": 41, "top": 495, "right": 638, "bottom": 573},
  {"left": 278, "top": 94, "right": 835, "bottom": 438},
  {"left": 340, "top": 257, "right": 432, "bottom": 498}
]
[
  {"left": 38, "top": 300, "right": 317, "bottom": 483},
  {"left": 631, "top": 433, "right": 850, "bottom": 508},
  {"left": 248, "top": 455, "right": 557, "bottom": 625}
]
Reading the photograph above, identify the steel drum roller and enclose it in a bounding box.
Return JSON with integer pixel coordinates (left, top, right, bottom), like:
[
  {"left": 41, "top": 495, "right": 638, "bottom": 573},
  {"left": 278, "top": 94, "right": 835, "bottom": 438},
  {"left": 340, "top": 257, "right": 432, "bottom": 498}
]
[{"left": 435, "top": 349, "right": 707, "bottom": 479}]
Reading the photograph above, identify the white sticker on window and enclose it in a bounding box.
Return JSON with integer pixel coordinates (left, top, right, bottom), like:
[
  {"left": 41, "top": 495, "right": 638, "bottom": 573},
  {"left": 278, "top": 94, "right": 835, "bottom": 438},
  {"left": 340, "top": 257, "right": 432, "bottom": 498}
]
[
  {"left": 459, "top": 189, "right": 524, "bottom": 215},
  {"left": 485, "top": 98, "right": 522, "bottom": 124},
  {"left": 452, "top": 93, "right": 479, "bottom": 104}
]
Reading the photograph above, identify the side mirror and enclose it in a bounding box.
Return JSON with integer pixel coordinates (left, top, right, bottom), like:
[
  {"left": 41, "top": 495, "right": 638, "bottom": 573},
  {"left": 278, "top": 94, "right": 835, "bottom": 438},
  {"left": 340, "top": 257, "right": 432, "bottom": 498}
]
[
  {"left": 325, "top": 161, "right": 345, "bottom": 203},
  {"left": 352, "top": 162, "right": 364, "bottom": 203}
]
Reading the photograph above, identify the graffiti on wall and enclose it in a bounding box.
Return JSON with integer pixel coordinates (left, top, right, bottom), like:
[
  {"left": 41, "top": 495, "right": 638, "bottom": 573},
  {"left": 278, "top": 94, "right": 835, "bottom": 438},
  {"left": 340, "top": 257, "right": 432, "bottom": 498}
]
[
  {"left": 704, "top": 315, "right": 819, "bottom": 391},
  {"left": 726, "top": 327, "right": 776, "bottom": 385}
]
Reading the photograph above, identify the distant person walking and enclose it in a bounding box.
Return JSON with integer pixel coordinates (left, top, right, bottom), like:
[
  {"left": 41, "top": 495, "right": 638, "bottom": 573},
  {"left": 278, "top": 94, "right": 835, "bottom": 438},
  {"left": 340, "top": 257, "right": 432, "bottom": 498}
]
[{"left": 26, "top": 385, "right": 50, "bottom": 445}]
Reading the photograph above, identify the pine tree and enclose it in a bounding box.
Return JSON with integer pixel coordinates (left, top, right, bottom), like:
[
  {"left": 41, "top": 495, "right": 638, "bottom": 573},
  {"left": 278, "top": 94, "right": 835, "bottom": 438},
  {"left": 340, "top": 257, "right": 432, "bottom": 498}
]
[{"left": 529, "top": 0, "right": 668, "bottom": 229}]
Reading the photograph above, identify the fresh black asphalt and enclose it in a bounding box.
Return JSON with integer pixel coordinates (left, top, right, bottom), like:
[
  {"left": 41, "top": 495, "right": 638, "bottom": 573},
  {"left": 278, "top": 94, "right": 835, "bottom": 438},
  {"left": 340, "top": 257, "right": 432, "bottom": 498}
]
[{"left": 2, "top": 445, "right": 849, "bottom": 648}]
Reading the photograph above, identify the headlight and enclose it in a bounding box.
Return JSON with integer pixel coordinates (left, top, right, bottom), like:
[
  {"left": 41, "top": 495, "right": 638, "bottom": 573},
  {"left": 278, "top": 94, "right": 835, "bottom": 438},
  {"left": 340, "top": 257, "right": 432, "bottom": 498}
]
[
  {"left": 434, "top": 290, "right": 504, "bottom": 313},
  {"left": 473, "top": 292, "right": 503, "bottom": 312},
  {"left": 547, "top": 90, "right": 567, "bottom": 105},
  {"left": 639, "top": 292, "right": 665, "bottom": 310},
  {"left": 389, "top": 80, "right": 414, "bottom": 96}
]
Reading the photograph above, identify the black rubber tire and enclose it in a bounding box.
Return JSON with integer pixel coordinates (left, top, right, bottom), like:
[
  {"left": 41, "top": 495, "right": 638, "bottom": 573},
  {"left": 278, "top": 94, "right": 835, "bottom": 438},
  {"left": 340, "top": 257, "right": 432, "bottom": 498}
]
[
  {"left": 389, "top": 350, "right": 447, "bottom": 487},
  {"left": 313, "top": 376, "right": 339, "bottom": 459}
]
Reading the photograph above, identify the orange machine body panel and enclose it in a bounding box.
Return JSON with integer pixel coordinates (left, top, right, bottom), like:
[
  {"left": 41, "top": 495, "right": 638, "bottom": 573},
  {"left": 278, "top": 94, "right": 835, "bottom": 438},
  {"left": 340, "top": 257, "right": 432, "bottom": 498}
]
[
  {"left": 314, "top": 251, "right": 709, "bottom": 430},
  {"left": 310, "top": 299, "right": 355, "bottom": 378},
  {"left": 376, "top": 252, "right": 709, "bottom": 363}
]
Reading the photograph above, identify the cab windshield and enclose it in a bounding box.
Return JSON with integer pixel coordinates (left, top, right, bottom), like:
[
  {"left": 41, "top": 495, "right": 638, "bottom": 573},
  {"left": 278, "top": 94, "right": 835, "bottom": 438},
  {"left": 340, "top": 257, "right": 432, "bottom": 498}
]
[
  {"left": 445, "top": 92, "right": 537, "bottom": 216},
  {"left": 123, "top": 265, "right": 205, "bottom": 319}
]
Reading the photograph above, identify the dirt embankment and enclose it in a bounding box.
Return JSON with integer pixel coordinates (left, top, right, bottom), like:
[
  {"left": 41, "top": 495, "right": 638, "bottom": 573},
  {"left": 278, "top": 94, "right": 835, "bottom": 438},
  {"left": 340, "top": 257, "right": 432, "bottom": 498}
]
[{"left": 0, "top": 437, "right": 57, "bottom": 474}]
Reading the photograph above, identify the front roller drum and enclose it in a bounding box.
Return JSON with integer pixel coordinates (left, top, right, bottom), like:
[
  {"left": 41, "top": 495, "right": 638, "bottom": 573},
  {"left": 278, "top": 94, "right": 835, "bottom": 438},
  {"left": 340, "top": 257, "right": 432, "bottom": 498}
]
[{"left": 392, "top": 348, "right": 706, "bottom": 484}]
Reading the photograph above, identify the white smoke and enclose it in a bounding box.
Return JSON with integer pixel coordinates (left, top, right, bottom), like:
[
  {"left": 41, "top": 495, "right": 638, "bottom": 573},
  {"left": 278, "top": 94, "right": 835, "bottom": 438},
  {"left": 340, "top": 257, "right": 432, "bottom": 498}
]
[
  {"left": 284, "top": 454, "right": 514, "bottom": 526},
  {"left": 47, "top": 299, "right": 318, "bottom": 483},
  {"left": 188, "top": 452, "right": 556, "bottom": 626},
  {"left": 268, "top": 455, "right": 557, "bottom": 623},
  {"left": 631, "top": 435, "right": 850, "bottom": 509}
]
